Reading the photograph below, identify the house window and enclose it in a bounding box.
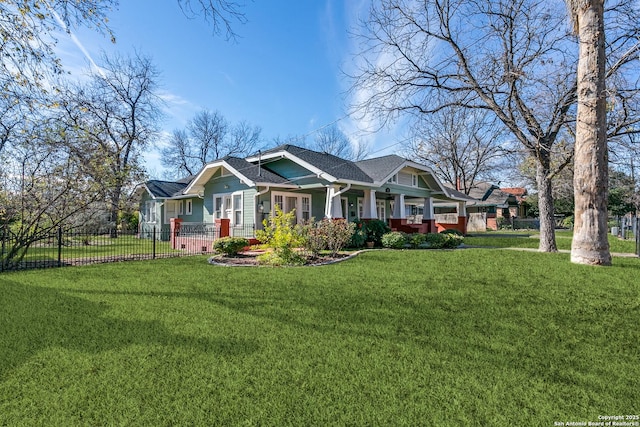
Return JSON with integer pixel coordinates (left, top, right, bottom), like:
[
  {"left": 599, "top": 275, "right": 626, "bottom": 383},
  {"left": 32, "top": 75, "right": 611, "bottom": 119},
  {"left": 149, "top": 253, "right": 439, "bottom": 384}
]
[
  {"left": 179, "top": 201, "right": 184, "bottom": 215},
  {"left": 214, "top": 196, "right": 224, "bottom": 219},
  {"left": 213, "top": 192, "right": 243, "bottom": 225},
  {"left": 164, "top": 201, "right": 179, "bottom": 224},
  {"left": 274, "top": 194, "right": 284, "bottom": 211},
  {"left": 233, "top": 193, "right": 243, "bottom": 225},
  {"left": 144, "top": 201, "right": 157, "bottom": 223},
  {"left": 376, "top": 200, "right": 386, "bottom": 220},
  {"left": 412, "top": 174, "right": 418, "bottom": 187},
  {"left": 302, "top": 196, "right": 311, "bottom": 221},
  {"left": 387, "top": 174, "right": 398, "bottom": 184},
  {"left": 272, "top": 191, "right": 312, "bottom": 223},
  {"left": 185, "top": 199, "right": 193, "bottom": 215}
]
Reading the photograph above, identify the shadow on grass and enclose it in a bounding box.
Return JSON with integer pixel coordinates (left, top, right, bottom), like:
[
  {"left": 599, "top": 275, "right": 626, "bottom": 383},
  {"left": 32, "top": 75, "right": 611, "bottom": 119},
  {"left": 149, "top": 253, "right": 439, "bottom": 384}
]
[{"left": 0, "top": 280, "right": 258, "bottom": 379}]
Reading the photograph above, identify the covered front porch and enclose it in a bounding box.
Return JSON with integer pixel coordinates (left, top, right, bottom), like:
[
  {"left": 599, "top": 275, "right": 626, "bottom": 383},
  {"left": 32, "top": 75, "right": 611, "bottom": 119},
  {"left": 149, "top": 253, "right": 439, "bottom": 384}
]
[{"left": 321, "top": 186, "right": 468, "bottom": 235}]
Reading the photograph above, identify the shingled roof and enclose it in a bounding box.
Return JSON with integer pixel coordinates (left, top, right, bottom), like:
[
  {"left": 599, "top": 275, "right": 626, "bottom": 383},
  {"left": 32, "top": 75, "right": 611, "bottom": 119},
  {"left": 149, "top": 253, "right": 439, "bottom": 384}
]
[
  {"left": 355, "top": 155, "right": 406, "bottom": 183},
  {"left": 223, "top": 156, "right": 289, "bottom": 185},
  {"left": 144, "top": 180, "right": 190, "bottom": 198},
  {"left": 259, "top": 145, "right": 374, "bottom": 183}
]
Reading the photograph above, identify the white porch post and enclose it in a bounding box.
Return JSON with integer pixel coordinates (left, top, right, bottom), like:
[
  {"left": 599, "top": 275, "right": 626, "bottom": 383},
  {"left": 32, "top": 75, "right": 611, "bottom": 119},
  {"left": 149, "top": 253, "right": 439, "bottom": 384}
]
[
  {"left": 458, "top": 201, "right": 467, "bottom": 217},
  {"left": 393, "top": 194, "right": 406, "bottom": 219},
  {"left": 325, "top": 185, "right": 344, "bottom": 219},
  {"left": 363, "top": 189, "right": 377, "bottom": 219},
  {"left": 423, "top": 197, "right": 435, "bottom": 219}
]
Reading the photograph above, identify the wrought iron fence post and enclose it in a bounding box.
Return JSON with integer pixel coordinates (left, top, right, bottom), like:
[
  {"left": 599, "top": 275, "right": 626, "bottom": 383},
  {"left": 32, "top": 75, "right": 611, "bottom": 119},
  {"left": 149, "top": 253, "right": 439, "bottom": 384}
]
[
  {"left": 636, "top": 217, "right": 640, "bottom": 258},
  {"left": 153, "top": 226, "right": 157, "bottom": 259},
  {"left": 57, "top": 226, "right": 63, "bottom": 267},
  {"left": 1, "top": 223, "right": 6, "bottom": 273}
]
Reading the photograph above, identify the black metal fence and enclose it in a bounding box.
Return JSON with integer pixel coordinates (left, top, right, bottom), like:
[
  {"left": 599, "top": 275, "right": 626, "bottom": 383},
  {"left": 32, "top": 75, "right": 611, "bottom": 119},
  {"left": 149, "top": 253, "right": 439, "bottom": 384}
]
[{"left": 0, "top": 223, "right": 256, "bottom": 272}]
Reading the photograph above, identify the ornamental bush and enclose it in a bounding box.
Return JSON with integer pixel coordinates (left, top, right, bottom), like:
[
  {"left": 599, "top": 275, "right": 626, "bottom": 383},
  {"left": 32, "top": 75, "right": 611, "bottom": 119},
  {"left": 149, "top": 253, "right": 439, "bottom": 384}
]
[
  {"left": 407, "top": 233, "right": 427, "bottom": 248},
  {"left": 213, "top": 237, "right": 249, "bottom": 256},
  {"left": 426, "top": 232, "right": 463, "bottom": 249},
  {"left": 362, "top": 219, "right": 390, "bottom": 246},
  {"left": 300, "top": 218, "right": 356, "bottom": 257},
  {"left": 381, "top": 231, "right": 407, "bottom": 249},
  {"left": 349, "top": 220, "right": 367, "bottom": 248},
  {"left": 255, "top": 205, "right": 306, "bottom": 265}
]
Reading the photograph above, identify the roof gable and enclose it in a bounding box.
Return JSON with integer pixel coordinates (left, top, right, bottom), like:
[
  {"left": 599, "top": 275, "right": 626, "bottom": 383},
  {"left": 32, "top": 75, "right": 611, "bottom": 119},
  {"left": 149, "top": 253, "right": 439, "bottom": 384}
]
[
  {"left": 251, "top": 145, "right": 373, "bottom": 184},
  {"left": 145, "top": 180, "right": 189, "bottom": 198},
  {"left": 355, "top": 155, "right": 406, "bottom": 183}
]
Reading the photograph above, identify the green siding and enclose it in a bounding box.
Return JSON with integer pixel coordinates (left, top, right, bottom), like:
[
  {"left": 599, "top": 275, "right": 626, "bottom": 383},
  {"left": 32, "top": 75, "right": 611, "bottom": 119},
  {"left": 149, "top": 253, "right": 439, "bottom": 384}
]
[
  {"left": 264, "top": 158, "right": 311, "bottom": 180},
  {"left": 243, "top": 188, "right": 256, "bottom": 226}
]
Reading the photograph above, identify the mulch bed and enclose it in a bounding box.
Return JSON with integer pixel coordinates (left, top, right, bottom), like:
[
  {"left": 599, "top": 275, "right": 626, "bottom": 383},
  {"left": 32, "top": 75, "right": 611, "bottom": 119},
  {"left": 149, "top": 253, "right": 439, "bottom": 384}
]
[{"left": 208, "top": 251, "right": 359, "bottom": 267}]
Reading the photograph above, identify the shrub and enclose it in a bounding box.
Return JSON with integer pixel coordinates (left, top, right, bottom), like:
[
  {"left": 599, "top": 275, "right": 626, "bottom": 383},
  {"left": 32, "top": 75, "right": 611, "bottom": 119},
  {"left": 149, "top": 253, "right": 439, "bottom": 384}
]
[
  {"left": 349, "top": 220, "right": 367, "bottom": 248},
  {"left": 363, "top": 219, "right": 390, "bottom": 246},
  {"left": 407, "top": 233, "right": 427, "bottom": 248},
  {"left": 426, "top": 233, "right": 464, "bottom": 249},
  {"left": 381, "top": 231, "right": 407, "bottom": 249},
  {"left": 255, "top": 205, "right": 306, "bottom": 265},
  {"left": 300, "top": 218, "right": 356, "bottom": 257},
  {"left": 299, "top": 218, "right": 325, "bottom": 258},
  {"left": 213, "top": 237, "right": 249, "bottom": 256}
]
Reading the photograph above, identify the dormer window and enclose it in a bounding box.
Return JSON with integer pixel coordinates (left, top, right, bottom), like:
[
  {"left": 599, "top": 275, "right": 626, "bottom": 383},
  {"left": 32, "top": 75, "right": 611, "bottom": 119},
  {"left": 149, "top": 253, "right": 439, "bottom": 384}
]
[{"left": 387, "top": 174, "right": 398, "bottom": 184}]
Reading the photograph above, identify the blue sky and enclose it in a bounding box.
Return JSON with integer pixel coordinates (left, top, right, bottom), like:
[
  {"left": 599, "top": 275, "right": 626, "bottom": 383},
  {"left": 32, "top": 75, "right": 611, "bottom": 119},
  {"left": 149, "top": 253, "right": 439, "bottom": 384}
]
[{"left": 57, "top": 0, "right": 402, "bottom": 178}]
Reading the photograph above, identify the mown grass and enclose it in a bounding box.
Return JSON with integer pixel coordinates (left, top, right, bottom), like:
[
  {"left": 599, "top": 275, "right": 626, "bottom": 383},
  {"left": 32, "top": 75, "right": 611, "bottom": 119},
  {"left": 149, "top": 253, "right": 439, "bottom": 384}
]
[
  {"left": 1, "top": 250, "right": 639, "bottom": 426},
  {"left": 465, "top": 230, "right": 637, "bottom": 254}
]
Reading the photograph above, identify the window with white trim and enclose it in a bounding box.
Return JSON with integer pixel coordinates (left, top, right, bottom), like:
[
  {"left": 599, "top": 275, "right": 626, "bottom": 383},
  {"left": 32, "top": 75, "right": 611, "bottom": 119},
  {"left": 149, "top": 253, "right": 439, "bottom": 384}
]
[
  {"left": 164, "top": 201, "right": 179, "bottom": 224},
  {"left": 376, "top": 200, "right": 386, "bottom": 220},
  {"left": 214, "top": 196, "right": 224, "bottom": 219},
  {"left": 179, "top": 201, "right": 184, "bottom": 215},
  {"left": 302, "top": 196, "right": 311, "bottom": 221},
  {"left": 185, "top": 199, "right": 193, "bottom": 215},
  {"left": 233, "top": 193, "right": 243, "bottom": 225},
  {"left": 387, "top": 174, "right": 398, "bottom": 184},
  {"left": 412, "top": 174, "right": 418, "bottom": 187},
  {"left": 144, "top": 201, "right": 158, "bottom": 223},
  {"left": 213, "top": 191, "right": 243, "bottom": 225},
  {"left": 272, "top": 191, "right": 311, "bottom": 223}
]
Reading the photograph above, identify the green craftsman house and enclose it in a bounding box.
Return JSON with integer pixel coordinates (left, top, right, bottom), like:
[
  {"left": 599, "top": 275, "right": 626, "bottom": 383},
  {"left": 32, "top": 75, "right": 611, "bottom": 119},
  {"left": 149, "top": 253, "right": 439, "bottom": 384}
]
[{"left": 134, "top": 145, "right": 469, "bottom": 249}]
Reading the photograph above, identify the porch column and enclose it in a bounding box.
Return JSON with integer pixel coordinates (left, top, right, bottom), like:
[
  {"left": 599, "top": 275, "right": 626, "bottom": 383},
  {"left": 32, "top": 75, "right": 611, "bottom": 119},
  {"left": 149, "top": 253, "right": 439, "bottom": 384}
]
[
  {"left": 422, "top": 197, "right": 436, "bottom": 233},
  {"left": 458, "top": 201, "right": 467, "bottom": 217},
  {"left": 362, "top": 189, "right": 377, "bottom": 219},
  {"left": 457, "top": 201, "right": 468, "bottom": 235},
  {"left": 423, "top": 197, "right": 434, "bottom": 219},
  {"left": 325, "top": 185, "right": 344, "bottom": 219},
  {"left": 393, "top": 194, "right": 406, "bottom": 219}
]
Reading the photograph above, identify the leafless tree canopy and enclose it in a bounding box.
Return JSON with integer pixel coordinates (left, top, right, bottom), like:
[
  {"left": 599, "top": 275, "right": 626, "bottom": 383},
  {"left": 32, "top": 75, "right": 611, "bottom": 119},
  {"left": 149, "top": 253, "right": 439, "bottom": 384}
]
[
  {"left": 352, "top": 0, "right": 639, "bottom": 251},
  {"left": 313, "top": 124, "right": 369, "bottom": 161},
  {"left": 405, "top": 108, "right": 506, "bottom": 194},
  {"left": 177, "top": 0, "right": 248, "bottom": 40},
  {"left": 59, "top": 53, "right": 162, "bottom": 232},
  {"left": 161, "top": 110, "right": 263, "bottom": 178}
]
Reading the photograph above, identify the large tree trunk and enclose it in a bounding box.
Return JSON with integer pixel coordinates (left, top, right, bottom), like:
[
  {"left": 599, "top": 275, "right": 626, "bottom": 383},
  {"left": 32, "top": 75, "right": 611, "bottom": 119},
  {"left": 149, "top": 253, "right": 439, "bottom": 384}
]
[
  {"left": 570, "top": 0, "right": 611, "bottom": 265},
  {"left": 536, "top": 152, "right": 558, "bottom": 252}
]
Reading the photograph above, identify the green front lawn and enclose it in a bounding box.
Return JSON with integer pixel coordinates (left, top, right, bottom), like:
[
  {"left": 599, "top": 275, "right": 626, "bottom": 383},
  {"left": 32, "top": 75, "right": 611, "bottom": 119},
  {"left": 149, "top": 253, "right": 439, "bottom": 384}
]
[
  {"left": 1, "top": 250, "right": 639, "bottom": 425},
  {"left": 465, "top": 230, "right": 638, "bottom": 254}
]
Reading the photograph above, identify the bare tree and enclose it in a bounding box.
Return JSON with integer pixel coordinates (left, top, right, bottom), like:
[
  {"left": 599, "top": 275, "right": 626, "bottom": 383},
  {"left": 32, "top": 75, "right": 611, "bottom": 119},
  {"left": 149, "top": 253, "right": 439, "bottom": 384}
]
[
  {"left": 567, "top": 0, "right": 611, "bottom": 265},
  {"left": 313, "top": 124, "right": 369, "bottom": 161},
  {"left": 405, "top": 108, "right": 506, "bottom": 194},
  {"left": 1, "top": 117, "right": 104, "bottom": 270},
  {"left": 177, "top": 0, "right": 248, "bottom": 40},
  {"left": 161, "top": 110, "right": 263, "bottom": 178},
  {"left": 351, "top": 0, "right": 639, "bottom": 252},
  {"left": 60, "top": 53, "right": 162, "bottom": 236}
]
